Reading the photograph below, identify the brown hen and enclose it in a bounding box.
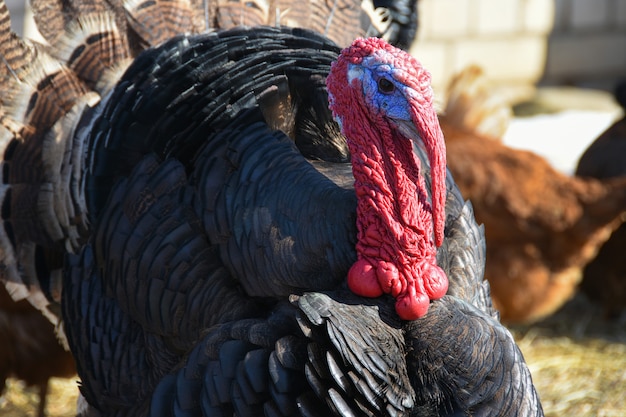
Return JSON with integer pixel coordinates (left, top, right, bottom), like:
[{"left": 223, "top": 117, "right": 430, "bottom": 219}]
[{"left": 441, "top": 67, "right": 626, "bottom": 323}]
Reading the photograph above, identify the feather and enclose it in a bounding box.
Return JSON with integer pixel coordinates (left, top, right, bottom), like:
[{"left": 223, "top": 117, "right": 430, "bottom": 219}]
[{"left": 0, "top": 2, "right": 542, "bottom": 415}]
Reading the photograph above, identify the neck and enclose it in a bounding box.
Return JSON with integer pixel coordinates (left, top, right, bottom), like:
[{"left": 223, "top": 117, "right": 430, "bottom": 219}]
[
  {"left": 345, "top": 114, "right": 448, "bottom": 320},
  {"left": 350, "top": 119, "right": 437, "bottom": 268}
]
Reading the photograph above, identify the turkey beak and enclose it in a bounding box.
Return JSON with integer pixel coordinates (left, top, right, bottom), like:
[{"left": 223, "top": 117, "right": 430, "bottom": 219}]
[{"left": 407, "top": 104, "right": 446, "bottom": 248}]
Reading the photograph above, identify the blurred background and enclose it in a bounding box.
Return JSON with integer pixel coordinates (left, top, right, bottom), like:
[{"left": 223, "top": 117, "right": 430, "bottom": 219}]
[
  {"left": 411, "top": 0, "right": 626, "bottom": 176},
  {"left": 1, "top": 1, "right": 625, "bottom": 416},
  {"left": 416, "top": 0, "right": 625, "bottom": 93}
]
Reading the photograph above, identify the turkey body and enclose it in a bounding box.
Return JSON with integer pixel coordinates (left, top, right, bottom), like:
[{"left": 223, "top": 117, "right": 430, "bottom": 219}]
[
  {"left": 0, "top": 1, "right": 542, "bottom": 416},
  {"left": 57, "top": 28, "right": 542, "bottom": 416}
]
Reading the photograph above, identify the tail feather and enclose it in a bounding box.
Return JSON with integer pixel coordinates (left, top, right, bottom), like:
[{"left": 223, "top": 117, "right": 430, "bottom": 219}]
[
  {"left": 0, "top": 90, "right": 98, "bottom": 319},
  {"left": 31, "top": 0, "right": 128, "bottom": 45},
  {"left": 0, "top": 2, "right": 88, "bottom": 133},
  {"left": 212, "top": 0, "right": 269, "bottom": 28},
  {"left": 28, "top": 0, "right": 68, "bottom": 46},
  {"left": 276, "top": 0, "right": 364, "bottom": 47},
  {"left": 361, "top": 0, "right": 391, "bottom": 38},
  {"left": 189, "top": 0, "right": 210, "bottom": 32},
  {"left": 50, "top": 12, "right": 131, "bottom": 93},
  {"left": 0, "top": 2, "right": 34, "bottom": 82},
  {"left": 123, "top": 0, "right": 205, "bottom": 48},
  {"left": 0, "top": 1, "right": 100, "bottom": 325},
  {"left": 4, "top": 50, "right": 88, "bottom": 134},
  {"left": 32, "top": 0, "right": 132, "bottom": 94}
]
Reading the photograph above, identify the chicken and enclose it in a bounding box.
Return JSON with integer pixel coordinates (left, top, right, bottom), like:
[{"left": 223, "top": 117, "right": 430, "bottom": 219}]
[
  {"left": 440, "top": 65, "right": 512, "bottom": 141},
  {"left": 440, "top": 66, "right": 626, "bottom": 323},
  {"left": 0, "top": 285, "right": 76, "bottom": 417},
  {"left": 575, "top": 79, "right": 626, "bottom": 318},
  {"left": 0, "top": 1, "right": 543, "bottom": 416}
]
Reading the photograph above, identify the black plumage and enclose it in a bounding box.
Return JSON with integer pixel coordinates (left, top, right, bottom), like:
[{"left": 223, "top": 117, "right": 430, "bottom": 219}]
[
  {"left": 56, "top": 28, "right": 541, "bottom": 416},
  {"left": 0, "top": 2, "right": 543, "bottom": 416}
]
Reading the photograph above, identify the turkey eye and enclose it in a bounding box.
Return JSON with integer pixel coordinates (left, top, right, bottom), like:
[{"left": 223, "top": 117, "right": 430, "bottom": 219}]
[{"left": 377, "top": 78, "right": 395, "bottom": 93}]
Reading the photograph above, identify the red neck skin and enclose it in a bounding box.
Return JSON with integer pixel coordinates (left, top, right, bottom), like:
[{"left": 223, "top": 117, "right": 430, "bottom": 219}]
[
  {"left": 326, "top": 40, "right": 448, "bottom": 320},
  {"left": 343, "top": 101, "right": 447, "bottom": 320}
]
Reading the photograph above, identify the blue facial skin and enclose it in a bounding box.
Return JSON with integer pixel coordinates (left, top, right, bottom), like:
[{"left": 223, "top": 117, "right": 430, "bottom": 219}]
[
  {"left": 347, "top": 59, "right": 423, "bottom": 145},
  {"left": 350, "top": 58, "right": 413, "bottom": 122}
]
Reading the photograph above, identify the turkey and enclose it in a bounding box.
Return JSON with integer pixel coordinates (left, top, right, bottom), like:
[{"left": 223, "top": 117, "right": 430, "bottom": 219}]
[
  {"left": 0, "top": 1, "right": 543, "bottom": 416},
  {"left": 575, "top": 79, "right": 626, "bottom": 318}
]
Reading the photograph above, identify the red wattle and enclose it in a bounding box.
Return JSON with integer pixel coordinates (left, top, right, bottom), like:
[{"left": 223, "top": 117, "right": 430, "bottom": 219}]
[
  {"left": 375, "top": 260, "right": 401, "bottom": 296},
  {"left": 348, "top": 259, "right": 384, "bottom": 297},
  {"left": 423, "top": 263, "right": 448, "bottom": 300},
  {"left": 395, "top": 289, "right": 429, "bottom": 320}
]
